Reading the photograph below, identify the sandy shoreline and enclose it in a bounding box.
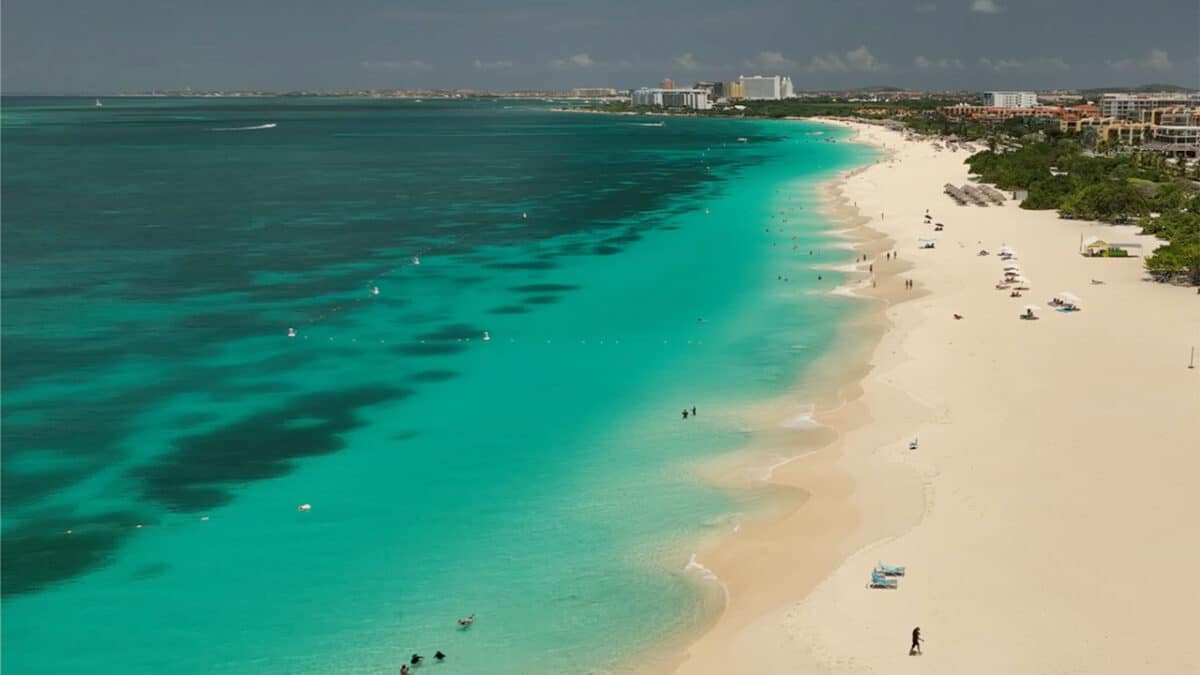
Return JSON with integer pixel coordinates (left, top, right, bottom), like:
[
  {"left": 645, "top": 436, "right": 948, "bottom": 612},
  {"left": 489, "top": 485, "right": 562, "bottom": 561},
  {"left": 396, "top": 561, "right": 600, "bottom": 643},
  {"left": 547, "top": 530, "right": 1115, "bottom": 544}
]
[{"left": 657, "top": 119, "right": 1200, "bottom": 675}]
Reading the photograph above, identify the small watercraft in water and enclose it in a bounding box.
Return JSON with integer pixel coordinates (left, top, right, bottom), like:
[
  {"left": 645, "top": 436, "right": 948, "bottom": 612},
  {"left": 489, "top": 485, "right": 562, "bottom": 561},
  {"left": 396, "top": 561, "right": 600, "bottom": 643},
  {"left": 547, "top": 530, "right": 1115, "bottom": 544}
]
[
  {"left": 412, "top": 256, "right": 421, "bottom": 265},
  {"left": 287, "top": 327, "right": 297, "bottom": 338},
  {"left": 298, "top": 503, "right": 312, "bottom": 512},
  {"left": 482, "top": 331, "right": 491, "bottom": 342},
  {"left": 372, "top": 286, "right": 380, "bottom": 295},
  {"left": 95, "top": 98, "right": 103, "bottom": 107},
  {"left": 736, "top": 137, "right": 749, "bottom": 143}
]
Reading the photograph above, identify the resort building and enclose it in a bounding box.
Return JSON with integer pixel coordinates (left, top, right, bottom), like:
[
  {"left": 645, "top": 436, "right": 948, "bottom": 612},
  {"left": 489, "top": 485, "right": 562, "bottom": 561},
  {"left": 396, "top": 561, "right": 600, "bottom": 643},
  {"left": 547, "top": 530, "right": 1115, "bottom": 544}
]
[
  {"left": 630, "top": 87, "right": 712, "bottom": 110},
  {"left": 945, "top": 103, "right": 1096, "bottom": 122},
  {"left": 738, "top": 75, "right": 794, "bottom": 100},
  {"left": 982, "top": 91, "right": 1039, "bottom": 109},
  {"left": 570, "top": 88, "right": 618, "bottom": 97},
  {"left": 715, "top": 80, "right": 745, "bottom": 101},
  {"left": 1099, "top": 92, "right": 1200, "bottom": 121},
  {"left": 1061, "top": 107, "right": 1200, "bottom": 157},
  {"left": 1145, "top": 107, "right": 1200, "bottom": 157}
]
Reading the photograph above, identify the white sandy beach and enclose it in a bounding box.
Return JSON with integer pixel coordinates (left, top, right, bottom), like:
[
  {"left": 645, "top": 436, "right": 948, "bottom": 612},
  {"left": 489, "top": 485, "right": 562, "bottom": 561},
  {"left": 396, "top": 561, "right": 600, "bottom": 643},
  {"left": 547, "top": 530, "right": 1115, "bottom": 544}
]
[{"left": 662, "top": 120, "right": 1200, "bottom": 675}]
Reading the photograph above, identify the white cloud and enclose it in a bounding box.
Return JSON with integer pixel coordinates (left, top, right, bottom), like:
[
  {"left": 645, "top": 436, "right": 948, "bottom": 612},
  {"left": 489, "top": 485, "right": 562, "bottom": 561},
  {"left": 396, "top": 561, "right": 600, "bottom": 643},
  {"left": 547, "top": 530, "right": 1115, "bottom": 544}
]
[
  {"left": 979, "top": 56, "right": 1069, "bottom": 73},
  {"left": 360, "top": 60, "right": 433, "bottom": 72},
  {"left": 914, "top": 55, "right": 964, "bottom": 70},
  {"left": 1109, "top": 48, "right": 1174, "bottom": 72},
  {"left": 551, "top": 53, "right": 594, "bottom": 69},
  {"left": 846, "top": 46, "right": 882, "bottom": 71},
  {"left": 805, "top": 46, "right": 887, "bottom": 73},
  {"left": 970, "top": 0, "right": 1004, "bottom": 14},
  {"left": 914, "top": 2, "right": 937, "bottom": 12},
  {"left": 473, "top": 59, "right": 513, "bottom": 70},
  {"left": 744, "top": 51, "right": 796, "bottom": 70},
  {"left": 674, "top": 52, "right": 699, "bottom": 71}
]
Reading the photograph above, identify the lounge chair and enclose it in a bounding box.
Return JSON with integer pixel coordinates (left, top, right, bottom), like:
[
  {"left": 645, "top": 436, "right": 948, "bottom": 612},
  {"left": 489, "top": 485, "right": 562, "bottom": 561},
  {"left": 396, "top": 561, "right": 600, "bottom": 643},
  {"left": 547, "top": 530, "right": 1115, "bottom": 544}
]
[
  {"left": 869, "top": 571, "right": 898, "bottom": 589},
  {"left": 877, "top": 562, "right": 906, "bottom": 576}
]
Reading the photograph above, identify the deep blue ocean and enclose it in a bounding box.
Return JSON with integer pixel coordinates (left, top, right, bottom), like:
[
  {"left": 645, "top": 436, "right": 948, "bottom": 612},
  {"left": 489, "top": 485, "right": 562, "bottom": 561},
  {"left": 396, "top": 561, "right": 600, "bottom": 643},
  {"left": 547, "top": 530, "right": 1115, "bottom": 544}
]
[{"left": 1, "top": 97, "right": 872, "bottom": 674}]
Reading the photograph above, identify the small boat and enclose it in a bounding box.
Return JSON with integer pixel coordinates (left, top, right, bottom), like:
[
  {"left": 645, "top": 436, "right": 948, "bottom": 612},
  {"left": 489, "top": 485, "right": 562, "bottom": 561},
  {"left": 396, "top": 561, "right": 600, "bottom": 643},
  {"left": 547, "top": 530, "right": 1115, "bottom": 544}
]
[
  {"left": 95, "top": 98, "right": 103, "bottom": 107},
  {"left": 522, "top": 212, "right": 527, "bottom": 219},
  {"left": 412, "top": 256, "right": 421, "bottom": 265},
  {"left": 736, "top": 137, "right": 749, "bottom": 143},
  {"left": 372, "top": 286, "right": 380, "bottom": 295},
  {"left": 298, "top": 503, "right": 312, "bottom": 512},
  {"left": 287, "top": 327, "right": 297, "bottom": 338},
  {"left": 482, "top": 331, "right": 491, "bottom": 342}
]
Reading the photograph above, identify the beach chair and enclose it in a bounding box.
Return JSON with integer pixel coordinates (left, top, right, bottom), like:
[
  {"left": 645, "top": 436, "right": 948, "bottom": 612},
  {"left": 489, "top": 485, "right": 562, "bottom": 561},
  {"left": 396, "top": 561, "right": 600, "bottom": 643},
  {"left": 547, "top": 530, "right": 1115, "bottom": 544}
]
[
  {"left": 869, "top": 571, "right": 898, "bottom": 589},
  {"left": 876, "top": 562, "right": 906, "bottom": 576}
]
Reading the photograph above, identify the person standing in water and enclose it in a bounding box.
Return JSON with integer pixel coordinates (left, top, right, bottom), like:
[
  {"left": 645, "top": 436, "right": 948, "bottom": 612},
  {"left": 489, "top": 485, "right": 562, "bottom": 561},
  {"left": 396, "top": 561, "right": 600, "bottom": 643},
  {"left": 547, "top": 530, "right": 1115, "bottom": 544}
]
[
  {"left": 691, "top": 406, "right": 696, "bottom": 417},
  {"left": 682, "top": 409, "right": 689, "bottom": 419},
  {"left": 910, "top": 627, "right": 923, "bottom": 655}
]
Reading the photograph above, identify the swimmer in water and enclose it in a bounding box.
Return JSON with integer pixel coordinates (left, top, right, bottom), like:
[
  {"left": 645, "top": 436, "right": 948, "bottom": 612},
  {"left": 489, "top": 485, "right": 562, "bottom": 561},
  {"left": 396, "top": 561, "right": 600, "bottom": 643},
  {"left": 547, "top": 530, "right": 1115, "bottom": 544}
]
[{"left": 458, "top": 613, "right": 475, "bottom": 628}]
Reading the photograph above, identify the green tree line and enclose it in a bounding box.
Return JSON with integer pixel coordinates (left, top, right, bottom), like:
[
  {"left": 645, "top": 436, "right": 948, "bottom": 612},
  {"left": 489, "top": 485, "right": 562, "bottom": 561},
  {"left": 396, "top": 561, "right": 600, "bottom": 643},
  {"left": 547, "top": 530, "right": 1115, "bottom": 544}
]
[{"left": 965, "top": 141, "right": 1199, "bottom": 284}]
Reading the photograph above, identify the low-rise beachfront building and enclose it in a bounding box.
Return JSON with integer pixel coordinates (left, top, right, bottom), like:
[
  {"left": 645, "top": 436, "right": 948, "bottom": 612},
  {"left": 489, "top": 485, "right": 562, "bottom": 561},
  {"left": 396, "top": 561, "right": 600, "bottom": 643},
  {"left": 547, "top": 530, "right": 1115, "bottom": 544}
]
[
  {"left": 1144, "top": 107, "right": 1200, "bottom": 158},
  {"left": 945, "top": 103, "right": 1096, "bottom": 122},
  {"left": 983, "top": 91, "right": 1039, "bottom": 109},
  {"left": 1100, "top": 92, "right": 1200, "bottom": 121},
  {"left": 1061, "top": 106, "right": 1200, "bottom": 157},
  {"left": 630, "top": 87, "right": 712, "bottom": 110},
  {"left": 1081, "top": 236, "right": 1141, "bottom": 257}
]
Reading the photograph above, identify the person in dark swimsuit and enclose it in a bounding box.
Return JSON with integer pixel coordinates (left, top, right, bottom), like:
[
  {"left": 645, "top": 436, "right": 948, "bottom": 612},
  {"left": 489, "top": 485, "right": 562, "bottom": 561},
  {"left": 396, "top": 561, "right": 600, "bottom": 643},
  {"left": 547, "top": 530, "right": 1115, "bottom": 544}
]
[
  {"left": 910, "top": 626, "right": 923, "bottom": 655},
  {"left": 411, "top": 654, "right": 423, "bottom": 666},
  {"left": 435, "top": 651, "right": 446, "bottom": 662}
]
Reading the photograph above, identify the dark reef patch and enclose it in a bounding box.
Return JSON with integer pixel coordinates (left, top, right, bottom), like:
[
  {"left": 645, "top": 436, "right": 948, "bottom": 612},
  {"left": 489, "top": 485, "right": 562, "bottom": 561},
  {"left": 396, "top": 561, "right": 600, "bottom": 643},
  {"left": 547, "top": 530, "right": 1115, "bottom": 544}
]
[
  {"left": 409, "top": 369, "right": 461, "bottom": 383},
  {"left": 134, "top": 385, "right": 407, "bottom": 512},
  {"left": 488, "top": 305, "right": 530, "bottom": 315},
  {"left": 415, "top": 323, "right": 480, "bottom": 342},
  {"left": 1, "top": 509, "right": 145, "bottom": 598},
  {"left": 509, "top": 283, "right": 580, "bottom": 293},
  {"left": 521, "top": 295, "right": 561, "bottom": 305},
  {"left": 485, "top": 260, "right": 558, "bottom": 271}
]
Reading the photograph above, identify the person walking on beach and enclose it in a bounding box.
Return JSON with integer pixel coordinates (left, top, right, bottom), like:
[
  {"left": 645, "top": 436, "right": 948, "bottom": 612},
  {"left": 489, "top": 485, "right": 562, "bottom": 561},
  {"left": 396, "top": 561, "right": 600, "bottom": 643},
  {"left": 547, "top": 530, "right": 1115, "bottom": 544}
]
[{"left": 910, "top": 627, "right": 923, "bottom": 655}]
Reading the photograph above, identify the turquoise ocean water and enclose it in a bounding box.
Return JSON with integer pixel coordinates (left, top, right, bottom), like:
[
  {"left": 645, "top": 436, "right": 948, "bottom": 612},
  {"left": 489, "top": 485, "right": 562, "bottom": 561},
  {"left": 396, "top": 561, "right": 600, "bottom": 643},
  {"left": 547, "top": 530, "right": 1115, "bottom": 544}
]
[{"left": 1, "top": 98, "right": 873, "bottom": 674}]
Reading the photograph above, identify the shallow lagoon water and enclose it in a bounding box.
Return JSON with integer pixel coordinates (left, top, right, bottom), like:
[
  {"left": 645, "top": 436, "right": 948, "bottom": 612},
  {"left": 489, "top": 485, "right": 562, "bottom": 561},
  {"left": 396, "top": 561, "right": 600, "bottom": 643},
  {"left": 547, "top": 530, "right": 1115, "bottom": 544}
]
[{"left": 1, "top": 97, "right": 872, "bottom": 674}]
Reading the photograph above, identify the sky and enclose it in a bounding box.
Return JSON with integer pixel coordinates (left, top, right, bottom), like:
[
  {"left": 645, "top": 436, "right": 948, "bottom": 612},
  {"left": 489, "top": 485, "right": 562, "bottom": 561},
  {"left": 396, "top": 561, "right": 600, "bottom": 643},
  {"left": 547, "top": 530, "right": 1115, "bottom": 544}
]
[{"left": 2, "top": 0, "right": 1198, "bottom": 93}]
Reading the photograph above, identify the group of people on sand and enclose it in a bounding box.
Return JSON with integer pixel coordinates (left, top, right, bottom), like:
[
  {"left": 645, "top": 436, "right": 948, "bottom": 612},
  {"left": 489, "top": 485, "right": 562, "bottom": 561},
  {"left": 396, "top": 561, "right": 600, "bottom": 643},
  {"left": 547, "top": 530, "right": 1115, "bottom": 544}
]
[
  {"left": 681, "top": 406, "right": 697, "bottom": 419},
  {"left": 399, "top": 615, "right": 474, "bottom": 672}
]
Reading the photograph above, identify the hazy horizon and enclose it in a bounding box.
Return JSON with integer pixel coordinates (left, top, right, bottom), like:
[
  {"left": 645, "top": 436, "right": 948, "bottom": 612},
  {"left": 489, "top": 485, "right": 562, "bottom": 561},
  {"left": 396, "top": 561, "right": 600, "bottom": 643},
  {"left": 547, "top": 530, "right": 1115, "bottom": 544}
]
[{"left": 3, "top": 1, "right": 1198, "bottom": 94}]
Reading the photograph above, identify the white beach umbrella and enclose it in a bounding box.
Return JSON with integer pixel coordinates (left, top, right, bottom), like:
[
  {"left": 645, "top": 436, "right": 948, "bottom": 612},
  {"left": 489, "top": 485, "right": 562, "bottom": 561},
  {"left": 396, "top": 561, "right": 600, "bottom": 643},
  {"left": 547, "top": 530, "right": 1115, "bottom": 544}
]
[{"left": 1058, "top": 292, "right": 1081, "bottom": 305}]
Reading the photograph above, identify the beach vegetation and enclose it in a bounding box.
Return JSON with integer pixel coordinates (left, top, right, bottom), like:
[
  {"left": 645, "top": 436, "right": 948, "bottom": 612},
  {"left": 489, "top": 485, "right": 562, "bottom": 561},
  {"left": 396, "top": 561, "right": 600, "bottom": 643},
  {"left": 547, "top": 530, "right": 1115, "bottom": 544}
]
[{"left": 1141, "top": 207, "right": 1200, "bottom": 284}]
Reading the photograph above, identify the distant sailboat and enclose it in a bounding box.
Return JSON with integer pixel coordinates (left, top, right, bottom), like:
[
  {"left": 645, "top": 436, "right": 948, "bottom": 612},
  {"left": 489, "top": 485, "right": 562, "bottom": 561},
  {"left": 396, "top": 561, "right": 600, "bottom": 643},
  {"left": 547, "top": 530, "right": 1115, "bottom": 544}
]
[{"left": 95, "top": 98, "right": 103, "bottom": 107}]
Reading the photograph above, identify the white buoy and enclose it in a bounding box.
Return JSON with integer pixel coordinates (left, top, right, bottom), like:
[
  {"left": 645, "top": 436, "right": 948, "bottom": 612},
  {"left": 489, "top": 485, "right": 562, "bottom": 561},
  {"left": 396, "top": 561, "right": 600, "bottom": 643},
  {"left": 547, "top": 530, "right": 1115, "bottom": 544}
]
[
  {"left": 287, "top": 327, "right": 297, "bottom": 338},
  {"left": 482, "top": 331, "right": 491, "bottom": 342},
  {"left": 298, "top": 503, "right": 312, "bottom": 512}
]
